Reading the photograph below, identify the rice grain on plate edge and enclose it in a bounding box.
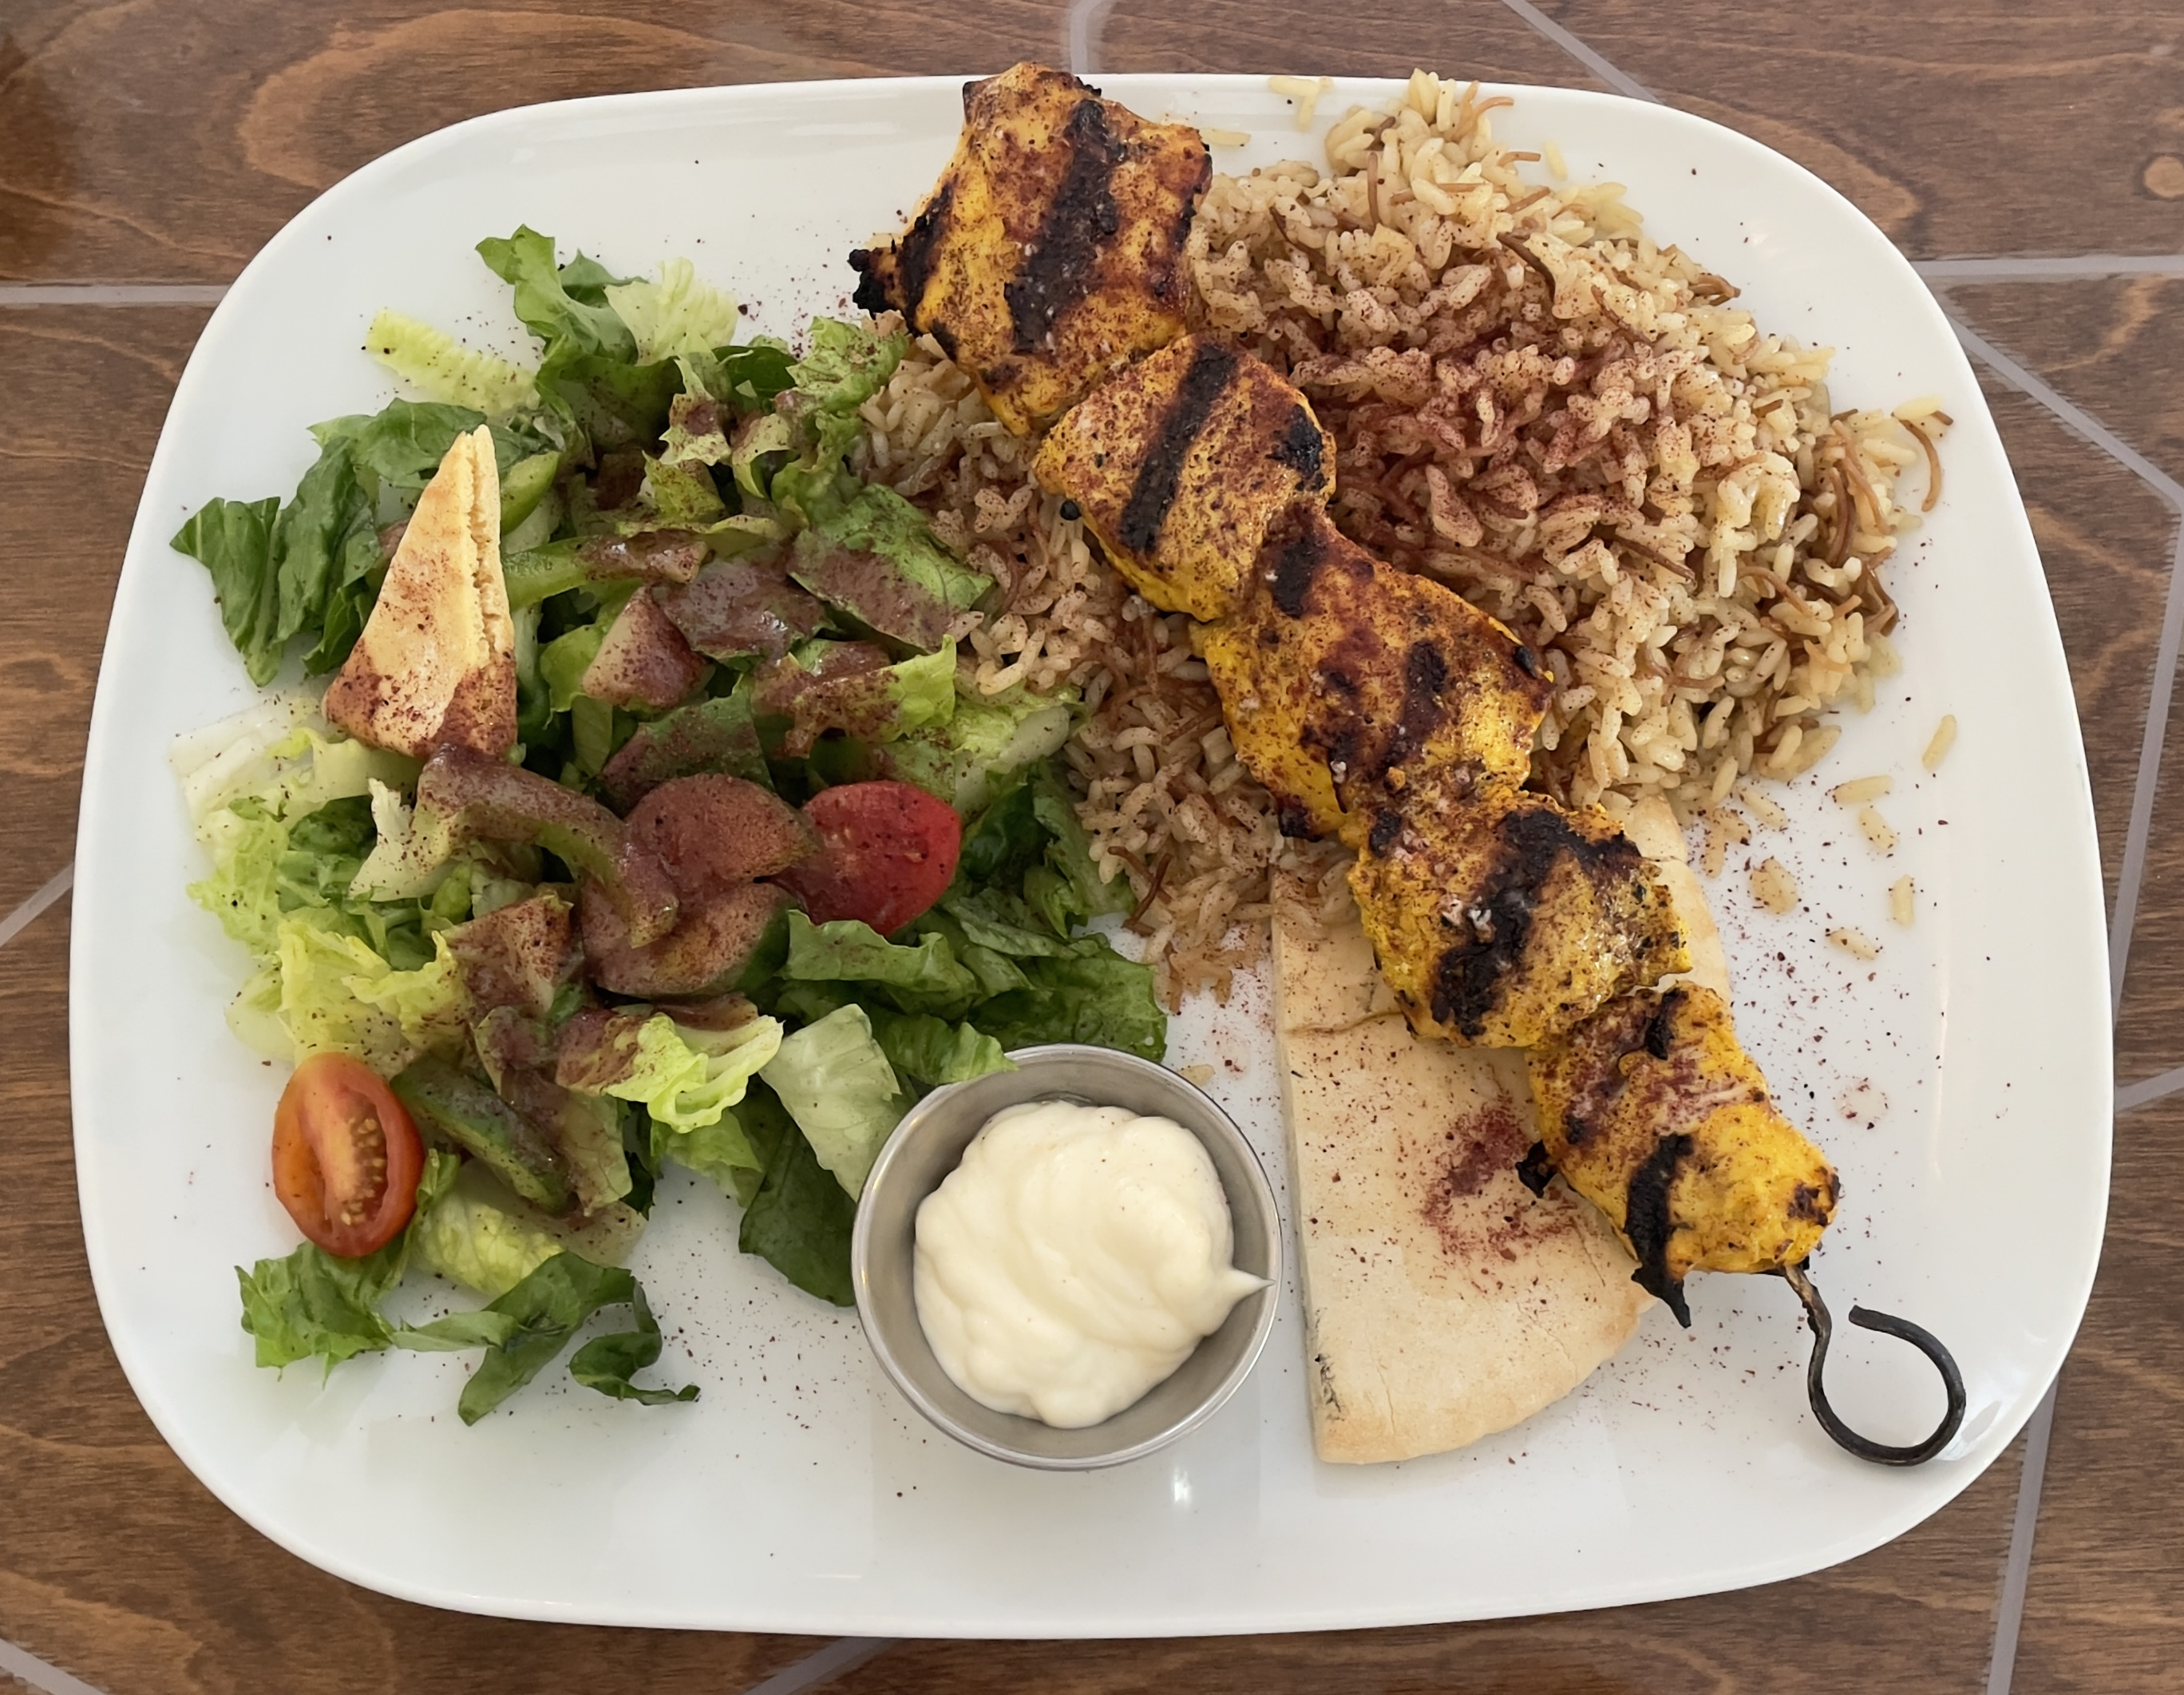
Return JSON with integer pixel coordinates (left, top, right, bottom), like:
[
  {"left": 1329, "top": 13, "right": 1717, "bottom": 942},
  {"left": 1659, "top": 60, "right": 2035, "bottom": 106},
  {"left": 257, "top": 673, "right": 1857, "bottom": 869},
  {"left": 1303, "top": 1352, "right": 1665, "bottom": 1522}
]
[{"left": 857, "top": 71, "right": 1941, "bottom": 1004}]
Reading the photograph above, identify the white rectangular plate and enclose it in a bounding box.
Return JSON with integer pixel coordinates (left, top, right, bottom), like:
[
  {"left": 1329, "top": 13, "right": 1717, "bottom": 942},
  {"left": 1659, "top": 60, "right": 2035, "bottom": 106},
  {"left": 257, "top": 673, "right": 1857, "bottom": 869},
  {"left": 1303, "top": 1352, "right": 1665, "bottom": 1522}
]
[{"left": 73, "top": 73, "right": 2110, "bottom": 1636}]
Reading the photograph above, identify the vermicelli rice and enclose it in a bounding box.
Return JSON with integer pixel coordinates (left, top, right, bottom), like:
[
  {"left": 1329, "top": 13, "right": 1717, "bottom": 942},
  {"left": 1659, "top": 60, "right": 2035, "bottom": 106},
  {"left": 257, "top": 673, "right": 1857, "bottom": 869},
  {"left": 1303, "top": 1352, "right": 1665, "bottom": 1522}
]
[{"left": 855, "top": 71, "right": 1938, "bottom": 1003}]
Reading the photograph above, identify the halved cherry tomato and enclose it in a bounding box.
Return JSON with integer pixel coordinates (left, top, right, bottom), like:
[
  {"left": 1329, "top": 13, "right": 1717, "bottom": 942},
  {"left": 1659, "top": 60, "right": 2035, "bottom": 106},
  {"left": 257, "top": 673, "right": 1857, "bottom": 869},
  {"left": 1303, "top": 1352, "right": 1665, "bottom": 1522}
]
[
  {"left": 773, "top": 781, "right": 963, "bottom": 937},
  {"left": 271, "top": 1052, "right": 425, "bottom": 1257}
]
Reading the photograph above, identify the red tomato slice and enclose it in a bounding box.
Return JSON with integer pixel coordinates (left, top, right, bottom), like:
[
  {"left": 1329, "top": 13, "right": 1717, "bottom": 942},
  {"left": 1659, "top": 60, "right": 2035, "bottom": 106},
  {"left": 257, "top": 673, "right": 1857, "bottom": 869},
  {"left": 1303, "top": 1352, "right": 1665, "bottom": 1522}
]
[
  {"left": 774, "top": 781, "right": 963, "bottom": 937},
  {"left": 271, "top": 1052, "right": 425, "bottom": 1257}
]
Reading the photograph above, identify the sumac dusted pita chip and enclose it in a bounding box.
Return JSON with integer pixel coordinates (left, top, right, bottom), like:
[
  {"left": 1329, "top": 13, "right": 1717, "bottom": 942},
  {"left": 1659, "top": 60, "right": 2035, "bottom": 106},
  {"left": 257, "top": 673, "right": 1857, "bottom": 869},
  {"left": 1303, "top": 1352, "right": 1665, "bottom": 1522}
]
[{"left": 323, "top": 426, "right": 516, "bottom": 758}]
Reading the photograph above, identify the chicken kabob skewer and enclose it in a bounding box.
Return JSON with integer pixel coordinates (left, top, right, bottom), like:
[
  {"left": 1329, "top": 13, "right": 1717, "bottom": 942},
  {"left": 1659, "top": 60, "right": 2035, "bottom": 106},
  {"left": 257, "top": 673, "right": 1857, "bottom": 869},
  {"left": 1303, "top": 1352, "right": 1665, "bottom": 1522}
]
[{"left": 854, "top": 62, "right": 1964, "bottom": 1464}]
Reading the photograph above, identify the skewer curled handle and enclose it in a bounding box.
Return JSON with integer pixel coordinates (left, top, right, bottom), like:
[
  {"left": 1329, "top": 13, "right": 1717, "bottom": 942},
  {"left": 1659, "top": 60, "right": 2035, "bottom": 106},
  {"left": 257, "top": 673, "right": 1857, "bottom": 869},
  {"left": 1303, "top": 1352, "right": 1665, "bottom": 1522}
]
[{"left": 1778, "top": 1260, "right": 1967, "bottom": 1467}]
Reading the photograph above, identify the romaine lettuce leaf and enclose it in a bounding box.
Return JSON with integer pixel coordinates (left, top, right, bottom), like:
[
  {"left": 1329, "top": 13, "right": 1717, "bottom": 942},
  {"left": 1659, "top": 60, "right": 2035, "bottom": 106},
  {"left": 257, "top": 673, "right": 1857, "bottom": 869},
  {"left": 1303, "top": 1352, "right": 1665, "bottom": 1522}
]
[
  {"left": 311, "top": 401, "right": 548, "bottom": 500},
  {"left": 758, "top": 1003, "right": 906, "bottom": 1199},
  {"left": 787, "top": 486, "right": 991, "bottom": 651},
  {"left": 413, "top": 1160, "right": 647, "bottom": 1298},
  {"left": 476, "top": 225, "right": 637, "bottom": 371},
  {"left": 789, "top": 316, "right": 907, "bottom": 415},
  {"left": 173, "top": 432, "right": 377, "bottom": 687},
  {"left": 685, "top": 342, "right": 797, "bottom": 414},
  {"left": 605, "top": 259, "right": 742, "bottom": 364},
  {"left": 538, "top": 620, "right": 607, "bottom": 713},
  {"left": 413, "top": 1171, "right": 565, "bottom": 1299},
  {"left": 175, "top": 497, "right": 283, "bottom": 683},
  {"left": 967, "top": 950, "right": 1168, "bottom": 1062},
  {"left": 259, "top": 915, "right": 466, "bottom": 1072},
  {"left": 593, "top": 1012, "right": 782, "bottom": 1131},
  {"left": 952, "top": 758, "right": 1130, "bottom": 934},
  {"left": 864, "top": 1008, "right": 1014, "bottom": 1086},
  {"left": 641, "top": 456, "right": 729, "bottom": 528},
  {"left": 456, "top": 1253, "right": 697, "bottom": 1424},
  {"left": 781, "top": 909, "right": 980, "bottom": 1011},
  {"left": 735, "top": 1079, "right": 856, "bottom": 1304},
  {"left": 875, "top": 690, "right": 1074, "bottom": 813},
  {"left": 474, "top": 226, "right": 687, "bottom": 447},
  {"left": 365, "top": 308, "right": 540, "bottom": 418},
  {"left": 236, "top": 1149, "right": 460, "bottom": 1369},
  {"left": 755, "top": 640, "right": 958, "bottom": 756},
  {"left": 555, "top": 1008, "right": 781, "bottom": 1196}
]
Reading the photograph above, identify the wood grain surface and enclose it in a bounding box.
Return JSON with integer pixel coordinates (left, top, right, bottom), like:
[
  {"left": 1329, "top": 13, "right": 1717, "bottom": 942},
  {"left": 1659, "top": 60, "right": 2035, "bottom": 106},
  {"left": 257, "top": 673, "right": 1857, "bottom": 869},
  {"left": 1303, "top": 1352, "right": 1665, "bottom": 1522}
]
[
  {"left": 0, "top": 309, "right": 208, "bottom": 917},
  {"left": 2012, "top": 1090, "right": 2184, "bottom": 1693},
  {"left": 1096, "top": 0, "right": 1607, "bottom": 89},
  {"left": 1542, "top": 1, "right": 2184, "bottom": 259},
  {"left": 1946, "top": 281, "right": 2184, "bottom": 1087},
  {"left": 2, "top": 1, "right": 2177, "bottom": 1689}
]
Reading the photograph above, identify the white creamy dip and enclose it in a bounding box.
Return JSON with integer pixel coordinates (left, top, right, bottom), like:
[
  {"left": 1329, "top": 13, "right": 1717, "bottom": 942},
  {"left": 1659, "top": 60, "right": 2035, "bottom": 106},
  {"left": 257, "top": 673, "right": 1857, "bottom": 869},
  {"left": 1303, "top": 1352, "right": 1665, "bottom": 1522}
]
[{"left": 912, "top": 1099, "right": 1264, "bottom": 1428}]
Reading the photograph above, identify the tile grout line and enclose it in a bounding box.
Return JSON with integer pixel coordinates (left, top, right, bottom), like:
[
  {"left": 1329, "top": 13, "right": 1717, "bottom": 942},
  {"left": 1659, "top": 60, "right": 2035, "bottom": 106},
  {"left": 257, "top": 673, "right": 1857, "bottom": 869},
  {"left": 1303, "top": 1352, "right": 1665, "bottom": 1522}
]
[
  {"left": 0, "top": 864, "right": 74, "bottom": 952},
  {"left": 1983, "top": 1382, "right": 2059, "bottom": 1695},
  {"left": 2115, "top": 1062, "right": 2184, "bottom": 1112},
  {"left": 0, "top": 283, "right": 228, "bottom": 306},
  {"left": 0, "top": 1638, "right": 110, "bottom": 1695},
  {"left": 1494, "top": 0, "right": 1660, "bottom": 101},
  {"left": 733, "top": 1638, "right": 896, "bottom": 1695},
  {"left": 1917, "top": 255, "right": 2184, "bottom": 282},
  {"left": 1063, "top": 0, "right": 1118, "bottom": 74},
  {"left": 1936, "top": 307, "right": 2184, "bottom": 1013}
]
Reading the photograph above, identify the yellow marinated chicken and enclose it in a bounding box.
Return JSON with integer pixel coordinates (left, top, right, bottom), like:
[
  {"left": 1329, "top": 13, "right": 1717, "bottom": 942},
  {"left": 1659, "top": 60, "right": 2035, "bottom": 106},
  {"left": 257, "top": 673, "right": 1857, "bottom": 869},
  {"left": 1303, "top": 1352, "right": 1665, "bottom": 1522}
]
[
  {"left": 1199, "top": 504, "right": 1550, "bottom": 837},
  {"left": 849, "top": 63, "right": 1210, "bottom": 435},
  {"left": 1032, "top": 335, "right": 1335, "bottom": 623},
  {"left": 1525, "top": 983, "right": 1838, "bottom": 1325},
  {"left": 1348, "top": 772, "right": 1688, "bottom": 1050}
]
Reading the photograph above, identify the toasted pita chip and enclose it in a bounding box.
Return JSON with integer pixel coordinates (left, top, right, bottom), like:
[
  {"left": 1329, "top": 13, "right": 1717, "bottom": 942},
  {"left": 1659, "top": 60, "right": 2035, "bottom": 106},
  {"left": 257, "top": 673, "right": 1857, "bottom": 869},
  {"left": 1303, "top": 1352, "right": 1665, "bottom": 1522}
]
[{"left": 324, "top": 426, "right": 516, "bottom": 758}]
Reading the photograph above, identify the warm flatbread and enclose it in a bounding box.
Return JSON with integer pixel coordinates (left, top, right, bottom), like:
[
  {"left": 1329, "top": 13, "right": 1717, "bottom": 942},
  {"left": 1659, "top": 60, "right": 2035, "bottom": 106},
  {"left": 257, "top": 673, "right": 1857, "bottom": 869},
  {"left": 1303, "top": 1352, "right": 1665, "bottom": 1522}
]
[
  {"left": 1272, "top": 810, "right": 1728, "bottom": 1465},
  {"left": 1274, "top": 880, "right": 1648, "bottom": 1464}
]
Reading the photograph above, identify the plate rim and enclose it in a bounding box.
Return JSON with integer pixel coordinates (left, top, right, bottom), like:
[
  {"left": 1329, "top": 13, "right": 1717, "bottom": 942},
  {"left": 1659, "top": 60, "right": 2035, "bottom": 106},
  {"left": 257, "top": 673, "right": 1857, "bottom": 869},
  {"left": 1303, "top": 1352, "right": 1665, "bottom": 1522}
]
[{"left": 68, "top": 69, "right": 2113, "bottom": 1636}]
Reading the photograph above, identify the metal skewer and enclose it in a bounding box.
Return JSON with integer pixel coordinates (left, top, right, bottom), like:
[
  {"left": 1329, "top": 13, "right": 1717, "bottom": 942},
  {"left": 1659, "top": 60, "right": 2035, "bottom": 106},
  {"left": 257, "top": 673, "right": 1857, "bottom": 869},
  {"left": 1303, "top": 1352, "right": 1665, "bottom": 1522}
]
[{"left": 1778, "top": 1260, "right": 1965, "bottom": 1467}]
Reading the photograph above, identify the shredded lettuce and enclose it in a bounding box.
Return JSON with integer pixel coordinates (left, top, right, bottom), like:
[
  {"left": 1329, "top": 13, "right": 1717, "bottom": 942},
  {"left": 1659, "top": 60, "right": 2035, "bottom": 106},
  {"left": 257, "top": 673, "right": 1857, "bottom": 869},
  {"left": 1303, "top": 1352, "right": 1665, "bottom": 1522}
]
[
  {"left": 365, "top": 308, "right": 540, "bottom": 418},
  {"left": 758, "top": 1003, "right": 907, "bottom": 1200},
  {"left": 605, "top": 258, "right": 742, "bottom": 363}
]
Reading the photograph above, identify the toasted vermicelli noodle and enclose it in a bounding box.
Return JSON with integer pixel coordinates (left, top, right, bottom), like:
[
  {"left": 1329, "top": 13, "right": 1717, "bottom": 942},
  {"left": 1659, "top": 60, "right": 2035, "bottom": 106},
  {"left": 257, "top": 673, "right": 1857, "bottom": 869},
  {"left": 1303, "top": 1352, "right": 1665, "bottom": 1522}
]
[{"left": 856, "top": 72, "right": 1939, "bottom": 1002}]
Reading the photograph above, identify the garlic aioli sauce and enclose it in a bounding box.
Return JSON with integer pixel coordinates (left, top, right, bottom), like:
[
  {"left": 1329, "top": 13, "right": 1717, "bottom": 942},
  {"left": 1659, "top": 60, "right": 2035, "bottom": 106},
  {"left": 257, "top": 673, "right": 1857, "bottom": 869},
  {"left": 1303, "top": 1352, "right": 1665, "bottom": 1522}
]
[{"left": 913, "top": 1099, "right": 1264, "bottom": 1428}]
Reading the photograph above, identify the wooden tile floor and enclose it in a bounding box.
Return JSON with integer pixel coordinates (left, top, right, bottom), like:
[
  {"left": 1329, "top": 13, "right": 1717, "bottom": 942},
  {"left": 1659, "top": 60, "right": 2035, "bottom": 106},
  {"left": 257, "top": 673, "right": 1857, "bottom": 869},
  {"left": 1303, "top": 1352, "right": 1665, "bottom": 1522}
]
[{"left": 2, "top": 2, "right": 2175, "bottom": 1689}]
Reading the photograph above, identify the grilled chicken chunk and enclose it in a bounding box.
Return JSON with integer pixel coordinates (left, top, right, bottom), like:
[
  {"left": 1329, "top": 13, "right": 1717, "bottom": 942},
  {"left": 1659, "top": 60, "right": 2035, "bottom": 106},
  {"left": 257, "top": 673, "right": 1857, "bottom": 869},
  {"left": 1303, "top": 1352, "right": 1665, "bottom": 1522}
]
[
  {"left": 1349, "top": 774, "right": 1687, "bottom": 1050},
  {"left": 1032, "top": 335, "right": 1335, "bottom": 623},
  {"left": 323, "top": 426, "right": 515, "bottom": 758},
  {"left": 849, "top": 63, "right": 1210, "bottom": 435},
  {"left": 1526, "top": 984, "right": 1838, "bottom": 1324},
  {"left": 1200, "top": 504, "right": 1551, "bottom": 838}
]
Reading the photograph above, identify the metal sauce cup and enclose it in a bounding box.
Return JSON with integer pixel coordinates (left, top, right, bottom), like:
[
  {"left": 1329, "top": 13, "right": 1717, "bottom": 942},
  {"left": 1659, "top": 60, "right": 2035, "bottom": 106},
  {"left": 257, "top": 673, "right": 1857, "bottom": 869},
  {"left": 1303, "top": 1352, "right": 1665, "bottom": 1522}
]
[{"left": 850, "top": 1044, "right": 1282, "bottom": 1470}]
